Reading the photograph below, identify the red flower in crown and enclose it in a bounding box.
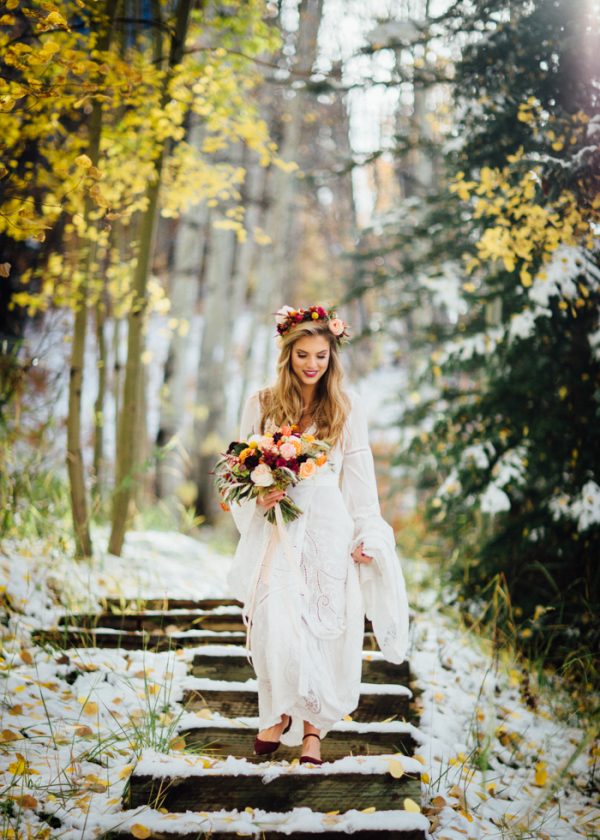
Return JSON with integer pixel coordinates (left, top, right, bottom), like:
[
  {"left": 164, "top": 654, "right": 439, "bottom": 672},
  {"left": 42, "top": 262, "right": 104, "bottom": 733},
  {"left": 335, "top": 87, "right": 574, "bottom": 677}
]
[{"left": 274, "top": 305, "right": 350, "bottom": 344}]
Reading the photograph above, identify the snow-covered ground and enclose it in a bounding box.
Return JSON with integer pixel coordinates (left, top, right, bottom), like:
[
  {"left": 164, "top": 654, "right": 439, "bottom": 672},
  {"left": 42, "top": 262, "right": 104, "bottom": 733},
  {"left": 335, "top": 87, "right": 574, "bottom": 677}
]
[{"left": 0, "top": 529, "right": 597, "bottom": 838}]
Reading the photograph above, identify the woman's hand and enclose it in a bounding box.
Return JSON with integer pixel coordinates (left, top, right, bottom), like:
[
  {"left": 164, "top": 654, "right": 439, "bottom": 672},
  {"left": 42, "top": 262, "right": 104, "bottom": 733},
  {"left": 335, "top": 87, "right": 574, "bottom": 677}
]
[
  {"left": 256, "top": 487, "right": 287, "bottom": 511},
  {"left": 352, "top": 541, "right": 374, "bottom": 564}
]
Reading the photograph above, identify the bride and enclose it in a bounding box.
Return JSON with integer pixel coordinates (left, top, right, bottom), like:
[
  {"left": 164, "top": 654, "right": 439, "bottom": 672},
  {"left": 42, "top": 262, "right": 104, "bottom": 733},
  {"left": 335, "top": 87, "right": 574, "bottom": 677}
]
[{"left": 227, "top": 305, "right": 409, "bottom": 764}]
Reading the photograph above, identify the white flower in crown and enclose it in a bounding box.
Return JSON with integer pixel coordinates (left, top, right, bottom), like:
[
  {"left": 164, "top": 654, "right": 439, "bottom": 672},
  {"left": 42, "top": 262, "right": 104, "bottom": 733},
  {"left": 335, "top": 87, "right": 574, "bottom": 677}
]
[{"left": 275, "top": 305, "right": 296, "bottom": 326}]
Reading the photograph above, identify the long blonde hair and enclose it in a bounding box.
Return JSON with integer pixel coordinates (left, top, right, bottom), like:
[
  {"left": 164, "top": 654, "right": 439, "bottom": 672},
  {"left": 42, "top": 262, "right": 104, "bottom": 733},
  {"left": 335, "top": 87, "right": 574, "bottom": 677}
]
[{"left": 258, "top": 320, "right": 351, "bottom": 447}]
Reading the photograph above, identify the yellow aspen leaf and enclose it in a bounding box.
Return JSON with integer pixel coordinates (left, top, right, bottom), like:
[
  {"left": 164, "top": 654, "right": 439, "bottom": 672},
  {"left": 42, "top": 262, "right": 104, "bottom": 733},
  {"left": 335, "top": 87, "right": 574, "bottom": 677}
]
[
  {"left": 343, "top": 714, "right": 353, "bottom": 721},
  {"left": 534, "top": 761, "right": 548, "bottom": 786},
  {"left": 433, "top": 692, "right": 445, "bottom": 702},
  {"left": 361, "top": 807, "right": 376, "bottom": 814},
  {"left": 403, "top": 798, "right": 421, "bottom": 813},
  {"left": 19, "top": 648, "right": 33, "bottom": 665},
  {"left": 413, "top": 754, "right": 426, "bottom": 765},
  {"left": 75, "top": 154, "right": 92, "bottom": 169},
  {"left": 421, "top": 772, "right": 430, "bottom": 783},
  {"left": 195, "top": 708, "right": 213, "bottom": 719},
  {"left": 82, "top": 701, "right": 98, "bottom": 715},
  {"left": 462, "top": 282, "right": 476, "bottom": 293},
  {"left": 0, "top": 730, "right": 21, "bottom": 742},
  {"left": 118, "top": 765, "right": 134, "bottom": 780},
  {"left": 0, "top": 263, "right": 11, "bottom": 278},
  {"left": 130, "top": 824, "right": 151, "bottom": 839},
  {"left": 388, "top": 758, "right": 405, "bottom": 779},
  {"left": 46, "top": 10, "right": 68, "bottom": 26},
  {"left": 168, "top": 736, "right": 186, "bottom": 751}
]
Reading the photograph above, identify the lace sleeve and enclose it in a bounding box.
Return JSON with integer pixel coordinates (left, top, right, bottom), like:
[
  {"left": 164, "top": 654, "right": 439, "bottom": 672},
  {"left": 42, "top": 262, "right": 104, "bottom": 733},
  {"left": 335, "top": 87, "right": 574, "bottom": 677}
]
[
  {"left": 340, "top": 389, "right": 410, "bottom": 664},
  {"left": 229, "top": 392, "right": 261, "bottom": 536}
]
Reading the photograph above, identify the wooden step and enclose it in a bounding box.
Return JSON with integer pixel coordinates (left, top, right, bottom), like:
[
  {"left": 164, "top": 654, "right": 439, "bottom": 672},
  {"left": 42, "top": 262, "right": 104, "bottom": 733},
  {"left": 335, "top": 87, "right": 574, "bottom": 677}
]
[
  {"left": 57, "top": 609, "right": 377, "bottom": 635},
  {"left": 182, "top": 679, "right": 412, "bottom": 722},
  {"left": 179, "top": 720, "right": 420, "bottom": 761},
  {"left": 191, "top": 648, "right": 410, "bottom": 684},
  {"left": 31, "top": 627, "right": 248, "bottom": 651},
  {"left": 57, "top": 610, "right": 245, "bottom": 633},
  {"left": 33, "top": 627, "right": 383, "bottom": 652},
  {"left": 100, "top": 597, "right": 242, "bottom": 611},
  {"left": 126, "top": 755, "right": 423, "bottom": 813}
]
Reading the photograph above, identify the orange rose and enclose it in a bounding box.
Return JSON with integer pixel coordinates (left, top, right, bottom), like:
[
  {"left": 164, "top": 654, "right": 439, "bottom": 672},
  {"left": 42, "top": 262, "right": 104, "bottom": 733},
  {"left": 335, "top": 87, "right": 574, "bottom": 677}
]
[
  {"left": 299, "top": 460, "right": 317, "bottom": 479},
  {"left": 316, "top": 454, "right": 327, "bottom": 466}
]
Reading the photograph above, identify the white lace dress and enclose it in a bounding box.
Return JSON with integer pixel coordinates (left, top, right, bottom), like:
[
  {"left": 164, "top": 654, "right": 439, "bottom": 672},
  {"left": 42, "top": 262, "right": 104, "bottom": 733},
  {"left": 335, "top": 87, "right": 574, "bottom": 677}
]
[{"left": 227, "top": 387, "right": 409, "bottom": 747}]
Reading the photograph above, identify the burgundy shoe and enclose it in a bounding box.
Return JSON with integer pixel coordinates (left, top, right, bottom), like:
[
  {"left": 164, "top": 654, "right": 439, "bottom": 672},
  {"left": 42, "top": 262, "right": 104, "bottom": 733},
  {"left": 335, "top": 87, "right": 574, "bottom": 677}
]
[
  {"left": 253, "top": 715, "right": 292, "bottom": 756},
  {"left": 299, "top": 732, "right": 323, "bottom": 765}
]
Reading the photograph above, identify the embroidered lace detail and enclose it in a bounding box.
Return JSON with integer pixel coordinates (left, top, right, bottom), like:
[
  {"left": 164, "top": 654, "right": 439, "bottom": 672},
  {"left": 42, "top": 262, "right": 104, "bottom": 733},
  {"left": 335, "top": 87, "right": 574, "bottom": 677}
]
[
  {"left": 299, "top": 527, "right": 347, "bottom": 638},
  {"left": 303, "top": 687, "right": 322, "bottom": 714}
]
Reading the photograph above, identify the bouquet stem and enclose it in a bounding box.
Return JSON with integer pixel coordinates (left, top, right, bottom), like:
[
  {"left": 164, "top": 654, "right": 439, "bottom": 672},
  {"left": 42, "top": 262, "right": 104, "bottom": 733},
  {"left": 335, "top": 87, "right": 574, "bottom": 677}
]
[{"left": 264, "top": 497, "right": 304, "bottom": 525}]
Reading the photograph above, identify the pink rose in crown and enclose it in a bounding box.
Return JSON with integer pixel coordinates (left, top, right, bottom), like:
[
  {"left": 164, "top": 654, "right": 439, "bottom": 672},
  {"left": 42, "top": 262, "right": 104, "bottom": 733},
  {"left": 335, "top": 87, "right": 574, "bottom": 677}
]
[
  {"left": 328, "top": 318, "right": 345, "bottom": 336},
  {"left": 279, "top": 442, "right": 297, "bottom": 460}
]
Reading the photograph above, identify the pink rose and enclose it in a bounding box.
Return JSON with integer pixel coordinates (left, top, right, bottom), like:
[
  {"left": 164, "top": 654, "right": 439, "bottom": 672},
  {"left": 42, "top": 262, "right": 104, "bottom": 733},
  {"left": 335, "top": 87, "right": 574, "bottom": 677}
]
[
  {"left": 259, "top": 435, "right": 275, "bottom": 450},
  {"left": 328, "top": 318, "right": 345, "bottom": 336},
  {"left": 279, "top": 442, "right": 297, "bottom": 460}
]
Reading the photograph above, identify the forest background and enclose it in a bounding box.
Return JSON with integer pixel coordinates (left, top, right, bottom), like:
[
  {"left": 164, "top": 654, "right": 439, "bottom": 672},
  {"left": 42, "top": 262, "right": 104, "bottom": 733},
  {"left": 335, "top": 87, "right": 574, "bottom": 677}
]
[{"left": 1, "top": 0, "right": 599, "bottom": 695}]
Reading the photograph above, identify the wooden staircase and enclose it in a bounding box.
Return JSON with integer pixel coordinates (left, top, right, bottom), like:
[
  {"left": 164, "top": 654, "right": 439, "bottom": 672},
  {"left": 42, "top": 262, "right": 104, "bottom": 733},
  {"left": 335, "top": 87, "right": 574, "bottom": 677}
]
[{"left": 33, "top": 597, "right": 430, "bottom": 838}]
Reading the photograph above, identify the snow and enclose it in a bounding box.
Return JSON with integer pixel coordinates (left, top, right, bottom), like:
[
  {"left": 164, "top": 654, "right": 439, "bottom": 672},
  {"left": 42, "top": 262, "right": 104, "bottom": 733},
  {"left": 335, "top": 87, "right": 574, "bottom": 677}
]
[
  {"left": 549, "top": 480, "right": 600, "bottom": 532},
  {"left": 1, "top": 531, "right": 597, "bottom": 838}
]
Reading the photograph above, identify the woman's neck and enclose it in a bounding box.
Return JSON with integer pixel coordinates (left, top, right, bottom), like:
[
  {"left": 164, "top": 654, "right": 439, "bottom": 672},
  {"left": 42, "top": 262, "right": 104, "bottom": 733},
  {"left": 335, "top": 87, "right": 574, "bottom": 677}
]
[{"left": 300, "top": 384, "right": 317, "bottom": 409}]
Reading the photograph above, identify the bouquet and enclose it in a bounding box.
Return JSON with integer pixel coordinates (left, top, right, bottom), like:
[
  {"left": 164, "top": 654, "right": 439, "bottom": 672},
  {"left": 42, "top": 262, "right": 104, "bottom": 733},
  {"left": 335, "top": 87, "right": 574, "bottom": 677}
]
[{"left": 214, "top": 423, "right": 331, "bottom": 524}]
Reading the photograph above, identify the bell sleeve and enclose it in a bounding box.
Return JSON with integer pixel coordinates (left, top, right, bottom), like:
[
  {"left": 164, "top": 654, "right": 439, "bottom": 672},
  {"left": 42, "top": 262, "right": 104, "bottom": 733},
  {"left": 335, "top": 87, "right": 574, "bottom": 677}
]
[
  {"left": 340, "top": 390, "right": 410, "bottom": 664},
  {"left": 229, "top": 391, "right": 261, "bottom": 536}
]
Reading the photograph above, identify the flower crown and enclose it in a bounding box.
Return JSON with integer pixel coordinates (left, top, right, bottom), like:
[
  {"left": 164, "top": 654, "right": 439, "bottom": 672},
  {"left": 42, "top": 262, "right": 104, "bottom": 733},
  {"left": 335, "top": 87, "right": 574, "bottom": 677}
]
[{"left": 274, "top": 305, "right": 350, "bottom": 345}]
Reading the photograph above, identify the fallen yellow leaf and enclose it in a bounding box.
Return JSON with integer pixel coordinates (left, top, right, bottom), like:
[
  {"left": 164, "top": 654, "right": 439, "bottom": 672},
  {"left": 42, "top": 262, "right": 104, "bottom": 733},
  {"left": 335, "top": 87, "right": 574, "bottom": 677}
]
[
  {"left": 130, "top": 824, "right": 151, "bottom": 839},
  {"left": 534, "top": 761, "right": 548, "bottom": 786},
  {"left": 361, "top": 806, "right": 376, "bottom": 814},
  {"left": 388, "top": 758, "right": 404, "bottom": 779},
  {"left": 404, "top": 798, "right": 421, "bottom": 813}
]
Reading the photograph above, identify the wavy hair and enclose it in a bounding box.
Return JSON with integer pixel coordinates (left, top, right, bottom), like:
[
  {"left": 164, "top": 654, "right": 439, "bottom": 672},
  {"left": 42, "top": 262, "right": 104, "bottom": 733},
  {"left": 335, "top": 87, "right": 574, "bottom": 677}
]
[{"left": 257, "top": 320, "right": 351, "bottom": 447}]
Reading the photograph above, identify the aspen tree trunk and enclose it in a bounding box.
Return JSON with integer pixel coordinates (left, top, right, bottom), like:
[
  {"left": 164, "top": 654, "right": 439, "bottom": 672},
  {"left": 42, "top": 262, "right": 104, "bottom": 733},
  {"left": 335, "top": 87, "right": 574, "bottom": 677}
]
[
  {"left": 156, "top": 122, "right": 209, "bottom": 506},
  {"left": 109, "top": 0, "right": 193, "bottom": 555},
  {"left": 192, "top": 221, "right": 237, "bottom": 520},
  {"left": 248, "top": 0, "right": 324, "bottom": 386},
  {"left": 66, "top": 0, "right": 118, "bottom": 558},
  {"left": 92, "top": 299, "right": 107, "bottom": 505}
]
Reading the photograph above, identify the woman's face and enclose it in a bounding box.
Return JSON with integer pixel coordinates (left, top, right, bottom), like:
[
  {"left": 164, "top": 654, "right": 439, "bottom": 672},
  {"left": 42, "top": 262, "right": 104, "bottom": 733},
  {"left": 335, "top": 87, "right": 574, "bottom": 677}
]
[{"left": 290, "top": 334, "right": 330, "bottom": 390}]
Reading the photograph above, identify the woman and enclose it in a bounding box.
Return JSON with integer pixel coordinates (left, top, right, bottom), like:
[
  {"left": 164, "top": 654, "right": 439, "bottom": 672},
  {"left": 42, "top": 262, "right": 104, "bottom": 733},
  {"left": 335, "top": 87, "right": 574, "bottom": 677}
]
[{"left": 227, "top": 305, "right": 409, "bottom": 765}]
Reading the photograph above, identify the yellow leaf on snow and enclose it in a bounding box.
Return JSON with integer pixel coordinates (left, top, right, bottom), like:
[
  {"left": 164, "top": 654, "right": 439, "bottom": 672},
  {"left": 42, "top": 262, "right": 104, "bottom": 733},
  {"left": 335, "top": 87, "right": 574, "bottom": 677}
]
[
  {"left": 20, "top": 649, "right": 33, "bottom": 665},
  {"left": 0, "top": 729, "right": 21, "bottom": 742},
  {"left": 130, "top": 824, "right": 151, "bottom": 839},
  {"left": 388, "top": 758, "right": 405, "bottom": 779},
  {"left": 82, "top": 701, "right": 98, "bottom": 716},
  {"left": 119, "top": 765, "right": 134, "bottom": 780},
  {"left": 361, "top": 807, "right": 376, "bottom": 814},
  {"left": 404, "top": 798, "right": 421, "bottom": 813},
  {"left": 534, "top": 761, "right": 548, "bottom": 786}
]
